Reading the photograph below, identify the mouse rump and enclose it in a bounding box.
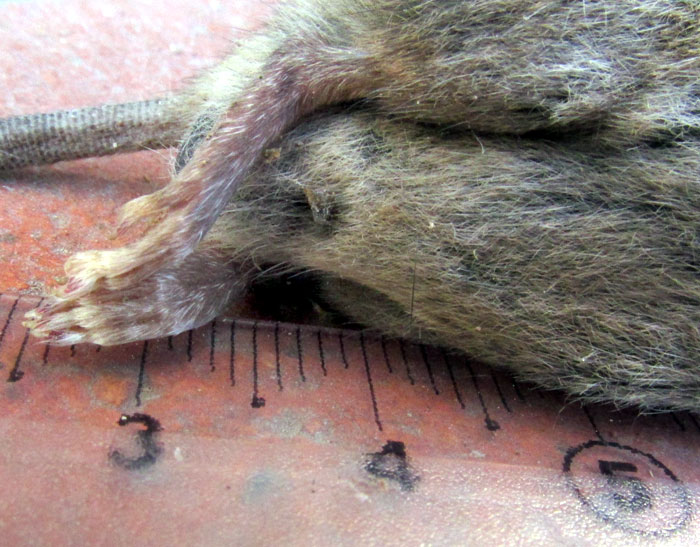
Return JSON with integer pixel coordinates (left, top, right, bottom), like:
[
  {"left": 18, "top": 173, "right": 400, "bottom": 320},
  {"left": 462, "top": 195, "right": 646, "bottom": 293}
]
[
  {"left": 17, "top": 0, "right": 700, "bottom": 412},
  {"left": 217, "top": 109, "right": 700, "bottom": 413},
  {"left": 25, "top": 104, "right": 700, "bottom": 413}
]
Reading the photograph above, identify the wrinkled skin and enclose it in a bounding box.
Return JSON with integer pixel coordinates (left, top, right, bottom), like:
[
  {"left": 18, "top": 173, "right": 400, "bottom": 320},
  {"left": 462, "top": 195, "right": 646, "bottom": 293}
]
[{"left": 25, "top": 0, "right": 700, "bottom": 412}]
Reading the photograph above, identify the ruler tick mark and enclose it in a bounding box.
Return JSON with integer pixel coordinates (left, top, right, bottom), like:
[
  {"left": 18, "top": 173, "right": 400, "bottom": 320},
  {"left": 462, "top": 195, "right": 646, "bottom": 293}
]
[
  {"left": 296, "top": 327, "right": 306, "bottom": 382},
  {"left": 7, "top": 328, "right": 30, "bottom": 382},
  {"left": 511, "top": 377, "right": 526, "bottom": 402},
  {"left": 491, "top": 374, "right": 512, "bottom": 413},
  {"left": 419, "top": 344, "right": 439, "bottom": 395},
  {"left": 317, "top": 330, "right": 327, "bottom": 376},
  {"left": 229, "top": 321, "right": 236, "bottom": 387},
  {"left": 339, "top": 332, "right": 349, "bottom": 369},
  {"left": 135, "top": 340, "right": 149, "bottom": 407},
  {"left": 0, "top": 296, "right": 19, "bottom": 351},
  {"left": 465, "top": 359, "right": 500, "bottom": 431},
  {"left": 274, "top": 322, "right": 282, "bottom": 391},
  {"left": 398, "top": 339, "right": 415, "bottom": 385},
  {"left": 380, "top": 336, "right": 393, "bottom": 373},
  {"left": 209, "top": 319, "right": 217, "bottom": 372},
  {"left": 7, "top": 298, "right": 42, "bottom": 382},
  {"left": 42, "top": 343, "right": 51, "bottom": 365},
  {"left": 251, "top": 322, "right": 265, "bottom": 408},
  {"left": 582, "top": 405, "right": 604, "bottom": 441},
  {"left": 441, "top": 349, "right": 465, "bottom": 409},
  {"left": 360, "top": 332, "right": 383, "bottom": 432}
]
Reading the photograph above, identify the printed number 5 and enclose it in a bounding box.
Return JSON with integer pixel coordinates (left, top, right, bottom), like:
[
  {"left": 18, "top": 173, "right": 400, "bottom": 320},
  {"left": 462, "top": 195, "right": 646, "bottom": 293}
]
[{"left": 598, "top": 460, "right": 652, "bottom": 512}]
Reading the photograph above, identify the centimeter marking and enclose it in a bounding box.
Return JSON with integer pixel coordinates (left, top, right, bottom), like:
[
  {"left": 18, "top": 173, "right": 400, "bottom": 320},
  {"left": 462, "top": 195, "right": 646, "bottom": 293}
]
[
  {"left": 0, "top": 295, "right": 19, "bottom": 349},
  {"left": 3, "top": 295, "right": 699, "bottom": 544},
  {"left": 135, "top": 340, "right": 149, "bottom": 407},
  {"left": 2, "top": 294, "right": 699, "bottom": 439}
]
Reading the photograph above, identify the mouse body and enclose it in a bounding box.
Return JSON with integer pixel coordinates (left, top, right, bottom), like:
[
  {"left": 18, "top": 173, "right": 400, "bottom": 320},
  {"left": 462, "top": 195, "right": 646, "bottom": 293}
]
[
  {"left": 194, "top": 110, "right": 700, "bottom": 413},
  {"left": 7, "top": 0, "right": 699, "bottom": 411}
]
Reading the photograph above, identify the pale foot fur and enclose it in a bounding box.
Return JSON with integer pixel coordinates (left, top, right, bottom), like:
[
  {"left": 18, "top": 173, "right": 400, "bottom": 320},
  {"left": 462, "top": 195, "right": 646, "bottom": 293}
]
[{"left": 26, "top": 243, "right": 251, "bottom": 345}]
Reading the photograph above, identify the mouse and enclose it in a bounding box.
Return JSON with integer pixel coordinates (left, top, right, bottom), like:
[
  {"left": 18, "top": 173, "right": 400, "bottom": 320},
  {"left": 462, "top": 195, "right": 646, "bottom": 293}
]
[{"left": 1, "top": 0, "right": 698, "bottom": 412}]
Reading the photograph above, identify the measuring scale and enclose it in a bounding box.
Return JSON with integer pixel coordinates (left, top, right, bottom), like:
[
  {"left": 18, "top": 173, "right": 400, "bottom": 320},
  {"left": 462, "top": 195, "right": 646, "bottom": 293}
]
[{"left": 0, "top": 293, "right": 697, "bottom": 545}]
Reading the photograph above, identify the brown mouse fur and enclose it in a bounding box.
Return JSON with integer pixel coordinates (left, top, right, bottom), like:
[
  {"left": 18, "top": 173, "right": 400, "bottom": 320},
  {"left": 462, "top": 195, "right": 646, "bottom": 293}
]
[
  {"left": 188, "top": 111, "right": 700, "bottom": 412},
  {"left": 11, "top": 0, "right": 700, "bottom": 411}
]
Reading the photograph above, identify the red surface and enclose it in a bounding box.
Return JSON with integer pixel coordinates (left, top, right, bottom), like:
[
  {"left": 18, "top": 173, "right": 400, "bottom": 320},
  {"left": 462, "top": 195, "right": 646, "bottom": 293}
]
[
  {"left": 1, "top": 2, "right": 699, "bottom": 545},
  {"left": 0, "top": 0, "right": 273, "bottom": 295},
  {"left": 1, "top": 295, "right": 699, "bottom": 544}
]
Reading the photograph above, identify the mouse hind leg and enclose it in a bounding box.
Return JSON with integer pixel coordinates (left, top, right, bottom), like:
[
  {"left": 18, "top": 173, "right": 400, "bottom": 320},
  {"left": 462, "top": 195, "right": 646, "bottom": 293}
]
[
  {"left": 56, "top": 7, "right": 377, "bottom": 300},
  {"left": 25, "top": 241, "right": 252, "bottom": 346}
]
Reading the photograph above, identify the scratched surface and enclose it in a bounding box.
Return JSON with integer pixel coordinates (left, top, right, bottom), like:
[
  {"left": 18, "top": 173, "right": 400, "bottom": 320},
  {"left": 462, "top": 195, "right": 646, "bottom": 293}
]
[{"left": 1, "top": 1, "right": 699, "bottom": 545}]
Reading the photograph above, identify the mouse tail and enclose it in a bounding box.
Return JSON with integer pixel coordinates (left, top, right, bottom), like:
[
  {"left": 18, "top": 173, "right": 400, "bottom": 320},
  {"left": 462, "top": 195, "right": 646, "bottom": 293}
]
[{"left": 0, "top": 98, "right": 184, "bottom": 170}]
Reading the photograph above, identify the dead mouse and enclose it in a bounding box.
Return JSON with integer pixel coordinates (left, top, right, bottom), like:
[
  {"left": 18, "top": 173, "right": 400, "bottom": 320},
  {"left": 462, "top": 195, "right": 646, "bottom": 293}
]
[{"left": 1, "top": 0, "right": 698, "bottom": 412}]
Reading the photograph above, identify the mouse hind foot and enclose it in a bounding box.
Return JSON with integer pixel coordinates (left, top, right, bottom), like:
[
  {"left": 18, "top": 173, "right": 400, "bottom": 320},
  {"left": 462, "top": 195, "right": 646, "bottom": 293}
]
[{"left": 25, "top": 244, "right": 251, "bottom": 346}]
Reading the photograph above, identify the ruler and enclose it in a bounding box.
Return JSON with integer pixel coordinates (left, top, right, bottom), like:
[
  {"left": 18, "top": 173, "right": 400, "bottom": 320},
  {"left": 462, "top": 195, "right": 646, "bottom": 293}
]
[{"left": 0, "top": 293, "right": 698, "bottom": 545}]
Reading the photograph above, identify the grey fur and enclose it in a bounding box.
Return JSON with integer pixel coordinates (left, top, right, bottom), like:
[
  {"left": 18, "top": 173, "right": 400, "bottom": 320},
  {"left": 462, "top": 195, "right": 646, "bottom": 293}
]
[
  {"left": 5, "top": 0, "right": 699, "bottom": 411},
  {"left": 226, "top": 111, "right": 700, "bottom": 412}
]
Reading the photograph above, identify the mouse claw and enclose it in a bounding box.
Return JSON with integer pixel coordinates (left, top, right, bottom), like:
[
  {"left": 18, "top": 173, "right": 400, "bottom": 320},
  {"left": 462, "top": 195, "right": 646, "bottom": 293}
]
[
  {"left": 24, "top": 293, "right": 85, "bottom": 343},
  {"left": 22, "top": 308, "right": 43, "bottom": 329},
  {"left": 43, "top": 329, "right": 86, "bottom": 345},
  {"left": 63, "top": 276, "right": 85, "bottom": 296},
  {"left": 26, "top": 303, "right": 90, "bottom": 345},
  {"left": 53, "top": 331, "right": 86, "bottom": 345},
  {"left": 35, "top": 301, "right": 53, "bottom": 315}
]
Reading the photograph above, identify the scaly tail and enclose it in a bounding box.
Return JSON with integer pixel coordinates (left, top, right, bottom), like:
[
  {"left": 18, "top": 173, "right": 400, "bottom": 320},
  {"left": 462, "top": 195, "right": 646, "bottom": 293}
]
[{"left": 0, "top": 98, "right": 183, "bottom": 170}]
